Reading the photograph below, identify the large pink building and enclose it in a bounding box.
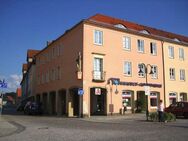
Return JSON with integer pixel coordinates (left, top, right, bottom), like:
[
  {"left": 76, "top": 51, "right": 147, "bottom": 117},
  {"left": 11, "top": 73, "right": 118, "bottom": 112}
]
[{"left": 21, "top": 14, "right": 188, "bottom": 117}]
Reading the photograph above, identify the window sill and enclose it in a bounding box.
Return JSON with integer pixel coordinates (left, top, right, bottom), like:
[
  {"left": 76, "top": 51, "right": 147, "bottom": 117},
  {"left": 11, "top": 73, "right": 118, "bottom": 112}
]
[
  {"left": 168, "top": 57, "right": 174, "bottom": 59},
  {"left": 94, "top": 43, "right": 103, "bottom": 46},
  {"left": 137, "top": 51, "right": 144, "bottom": 54},
  {"left": 151, "top": 77, "right": 158, "bottom": 79},
  {"left": 123, "top": 48, "right": 131, "bottom": 51},
  {"left": 179, "top": 58, "right": 184, "bottom": 61},
  {"left": 124, "top": 74, "right": 132, "bottom": 77},
  {"left": 138, "top": 76, "right": 145, "bottom": 78},
  {"left": 150, "top": 54, "right": 157, "bottom": 56}
]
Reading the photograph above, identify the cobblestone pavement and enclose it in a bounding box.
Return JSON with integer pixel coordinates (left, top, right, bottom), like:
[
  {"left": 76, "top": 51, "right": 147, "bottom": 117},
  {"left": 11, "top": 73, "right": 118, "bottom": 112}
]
[
  {"left": 0, "top": 112, "right": 188, "bottom": 141},
  {"left": 0, "top": 115, "right": 17, "bottom": 137}
]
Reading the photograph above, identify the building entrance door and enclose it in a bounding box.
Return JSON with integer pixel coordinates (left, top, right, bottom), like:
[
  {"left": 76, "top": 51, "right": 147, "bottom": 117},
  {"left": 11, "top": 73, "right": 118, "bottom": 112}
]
[
  {"left": 59, "top": 90, "right": 66, "bottom": 115},
  {"left": 136, "top": 91, "right": 146, "bottom": 112},
  {"left": 69, "top": 88, "right": 81, "bottom": 116},
  {"left": 90, "top": 88, "right": 107, "bottom": 115}
]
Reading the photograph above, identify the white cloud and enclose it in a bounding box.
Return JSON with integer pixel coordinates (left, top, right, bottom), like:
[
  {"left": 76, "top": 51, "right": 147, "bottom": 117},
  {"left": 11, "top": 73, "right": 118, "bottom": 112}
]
[
  {"left": 10, "top": 74, "right": 22, "bottom": 86},
  {"left": 0, "top": 74, "right": 22, "bottom": 92}
]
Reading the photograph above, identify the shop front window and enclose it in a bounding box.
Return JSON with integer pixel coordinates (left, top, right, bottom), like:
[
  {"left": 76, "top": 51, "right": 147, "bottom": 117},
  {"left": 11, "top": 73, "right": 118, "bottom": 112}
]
[
  {"left": 122, "top": 91, "right": 132, "bottom": 110},
  {"left": 150, "top": 98, "right": 157, "bottom": 107},
  {"left": 150, "top": 93, "right": 157, "bottom": 107},
  {"left": 169, "top": 92, "right": 177, "bottom": 104}
]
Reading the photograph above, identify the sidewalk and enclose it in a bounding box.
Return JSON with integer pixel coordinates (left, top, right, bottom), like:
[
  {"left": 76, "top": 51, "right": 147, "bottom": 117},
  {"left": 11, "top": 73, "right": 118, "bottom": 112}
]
[
  {"left": 82, "top": 113, "right": 146, "bottom": 123},
  {"left": 0, "top": 115, "right": 17, "bottom": 137}
]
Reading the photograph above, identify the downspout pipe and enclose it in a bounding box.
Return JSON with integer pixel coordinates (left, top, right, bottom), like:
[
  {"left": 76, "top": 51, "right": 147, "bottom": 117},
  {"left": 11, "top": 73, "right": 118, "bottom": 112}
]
[{"left": 161, "top": 40, "right": 166, "bottom": 107}]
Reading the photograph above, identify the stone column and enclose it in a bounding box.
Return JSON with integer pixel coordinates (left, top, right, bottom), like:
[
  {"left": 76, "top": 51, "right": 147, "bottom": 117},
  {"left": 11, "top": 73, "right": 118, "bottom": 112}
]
[
  {"left": 47, "top": 92, "right": 52, "bottom": 115},
  {"left": 56, "top": 90, "right": 60, "bottom": 116}
]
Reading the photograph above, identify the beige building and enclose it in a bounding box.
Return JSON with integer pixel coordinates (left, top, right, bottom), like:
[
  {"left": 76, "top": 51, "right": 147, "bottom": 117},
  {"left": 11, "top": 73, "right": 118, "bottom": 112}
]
[
  {"left": 22, "top": 14, "right": 188, "bottom": 117},
  {"left": 163, "top": 42, "right": 188, "bottom": 107}
]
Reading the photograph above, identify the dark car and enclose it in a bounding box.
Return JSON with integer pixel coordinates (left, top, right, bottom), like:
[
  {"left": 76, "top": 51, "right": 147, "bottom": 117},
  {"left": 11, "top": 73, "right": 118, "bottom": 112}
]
[
  {"left": 16, "top": 100, "right": 28, "bottom": 111},
  {"left": 24, "top": 102, "right": 43, "bottom": 115},
  {"left": 164, "top": 102, "right": 188, "bottom": 118}
]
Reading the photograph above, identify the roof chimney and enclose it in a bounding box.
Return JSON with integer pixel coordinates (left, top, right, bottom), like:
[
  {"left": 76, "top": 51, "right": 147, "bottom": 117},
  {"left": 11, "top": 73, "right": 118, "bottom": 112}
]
[{"left": 47, "top": 41, "right": 52, "bottom": 46}]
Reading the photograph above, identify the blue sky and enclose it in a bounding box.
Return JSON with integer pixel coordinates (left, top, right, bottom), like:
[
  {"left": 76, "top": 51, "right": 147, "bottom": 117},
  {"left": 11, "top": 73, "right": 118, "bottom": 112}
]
[{"left": 0, "top": 0, "right": 188, "bottom": 92}]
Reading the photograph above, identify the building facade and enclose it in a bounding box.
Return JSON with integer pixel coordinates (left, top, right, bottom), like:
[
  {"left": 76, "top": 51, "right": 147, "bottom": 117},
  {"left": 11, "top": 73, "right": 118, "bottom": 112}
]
[
  {"left": 21, "top": 14, "right": 188, "bottom": 117},
  {"left": 163, "top": 42, "right": 188, "bottom": 107},
  {"left": 21, "top": 50, "right": 40, "bottom": 102}
]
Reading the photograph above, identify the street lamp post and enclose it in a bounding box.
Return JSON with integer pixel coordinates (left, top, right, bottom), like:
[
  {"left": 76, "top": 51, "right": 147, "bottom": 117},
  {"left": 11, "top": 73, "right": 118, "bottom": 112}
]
[{"left": 138, "top": 63, "right": 154, "bottom": 121}]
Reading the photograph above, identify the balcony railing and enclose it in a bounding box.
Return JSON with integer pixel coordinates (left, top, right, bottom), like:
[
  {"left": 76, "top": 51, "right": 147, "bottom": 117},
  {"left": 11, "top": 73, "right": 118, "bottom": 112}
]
[{"left": 92, "top": 71, "right": 106, "bottom": 82}]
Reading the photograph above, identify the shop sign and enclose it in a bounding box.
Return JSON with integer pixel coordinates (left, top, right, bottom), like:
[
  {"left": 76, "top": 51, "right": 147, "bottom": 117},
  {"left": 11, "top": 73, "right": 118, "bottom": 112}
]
[
  {"left": 108, "top": 78, "right": 162, "bottom": 88},
  {"left": 95, "top": 88, "right": 101, "bottom": 95},
  {"left": 144, "top": 86, "right": 150, "bottom": 95}
]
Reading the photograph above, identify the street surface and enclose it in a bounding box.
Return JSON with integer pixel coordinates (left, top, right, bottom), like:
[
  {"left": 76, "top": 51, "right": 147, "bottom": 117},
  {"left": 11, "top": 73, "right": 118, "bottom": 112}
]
[{"left": 0, "top": 106, "right": 188, "bottom": 141}]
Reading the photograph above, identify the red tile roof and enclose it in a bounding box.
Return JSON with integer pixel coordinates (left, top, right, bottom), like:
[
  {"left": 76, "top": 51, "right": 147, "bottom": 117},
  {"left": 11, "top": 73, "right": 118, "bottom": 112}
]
[
  {"left": 88, "top": 14, "right": 188, "bottom": 43},
  {"left": 27, "top": 49, "right": 40, "bottom": 58}
]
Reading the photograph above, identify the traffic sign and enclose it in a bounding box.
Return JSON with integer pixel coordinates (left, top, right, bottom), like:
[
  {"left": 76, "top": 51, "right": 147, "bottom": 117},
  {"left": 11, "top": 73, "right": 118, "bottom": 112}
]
[
  {"left": 0, "top": 79, "right": 7, "bottom": 88},
  {"left": 144, "top": 86, "right": 150, "bottom": 95},
  {"left": 78, "top": 88, "right": 84, "bottom": 95},
  {"left": 95, "top": 88, "right": 101, "bottom": 95}
]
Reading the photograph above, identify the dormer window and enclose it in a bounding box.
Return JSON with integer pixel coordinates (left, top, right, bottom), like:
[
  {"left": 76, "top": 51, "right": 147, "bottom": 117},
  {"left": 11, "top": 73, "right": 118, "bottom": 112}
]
[
  {"left": 139, "top": 30, "right": 150, "bottom": 35},
  {"left": 23, "top": 70, "right": 27, "bottom": 74},
  {"left": 28, "top": 58, "right": 33, "bottom": 63},
  {"left": 114, "top": 24, "right": 127, "bottom": 29},
  {"left": 173, "top": 38, "right": 180, "bottom": 42}
]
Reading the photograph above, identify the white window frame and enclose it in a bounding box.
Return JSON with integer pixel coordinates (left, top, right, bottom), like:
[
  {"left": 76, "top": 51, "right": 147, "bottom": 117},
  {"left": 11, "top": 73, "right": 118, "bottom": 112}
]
[
  {"left": 123, "top": 37, "right": 131, "bottom": 51},
  {"left": 94, "top": 30, "right": 103, "bottom": 45},
  {"left": 168, "top": 46, "right": 174, "bottom": 59},
  {"left": 179, "top": 48, "right": 184, "bottom": 60},
  {"left": 169, "top": 68, "right": 175, "bottom": 80},
  {"left": 150, "top": 42, "right": 157, "bottom": 55},
  {"left": 93, "top": 57, "right": 104, "bottom": 80},
  {"left": 151, "top": 65, "right": 158, "bottom": 79},
  {"left": 137, "top": 39, "right": 144, "bottom": 53},
  {"left": 180, "top": 69, "right": 185, "bottom": 81},
  {"left": 124, "top": 61, "right": 132, "bottom": 76}
]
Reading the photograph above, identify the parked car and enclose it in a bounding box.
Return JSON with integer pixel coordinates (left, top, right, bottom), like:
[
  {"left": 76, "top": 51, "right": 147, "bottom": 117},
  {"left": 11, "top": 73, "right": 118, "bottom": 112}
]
[
  {"left": 24, "top": 102, "right": 43, "bottom": 115},
  {"left": 16, "top": 100, "right": 28, "bottom": 111},
  {"left": 164, "top": 102, "right": 188, "bottom": 118}
]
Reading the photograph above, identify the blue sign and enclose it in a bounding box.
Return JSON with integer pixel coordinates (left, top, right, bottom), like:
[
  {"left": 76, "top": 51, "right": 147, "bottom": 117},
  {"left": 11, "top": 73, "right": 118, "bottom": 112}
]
[
  {"left": 0, "top": 79, "right": 7, "bottom": 88},
  {"left": 114, "top": 80, "right": 119, "bottom": 85},
  {"left": 78, "top": 88, "right": 84, "bottom": 95}
]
